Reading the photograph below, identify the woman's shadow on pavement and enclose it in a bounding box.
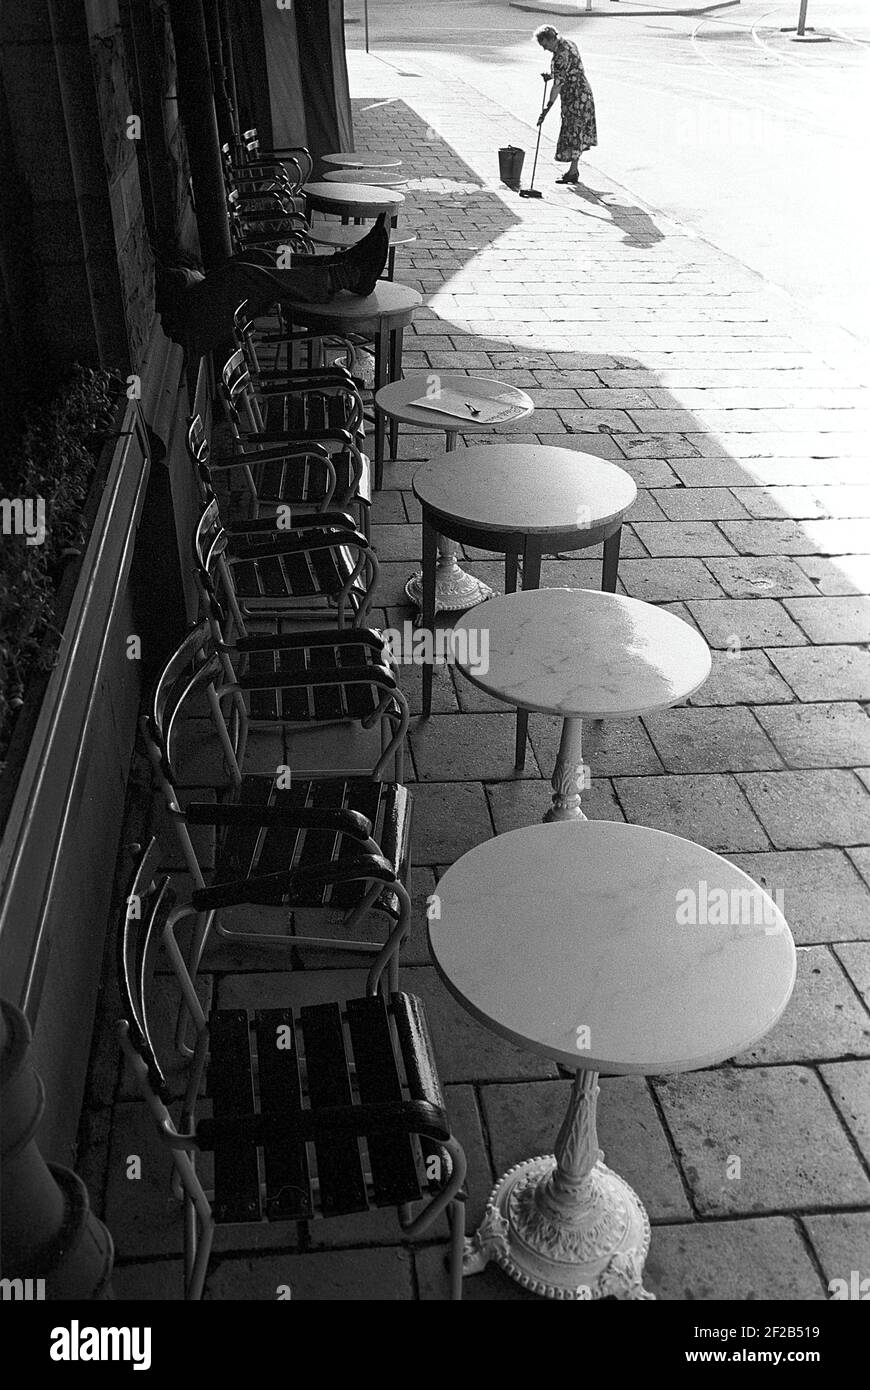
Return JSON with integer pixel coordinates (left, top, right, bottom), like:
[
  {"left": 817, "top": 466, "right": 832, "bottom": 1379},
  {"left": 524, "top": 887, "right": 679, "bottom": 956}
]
[{"left": 566, "top": 183, "right": 665, "bottom": 248}]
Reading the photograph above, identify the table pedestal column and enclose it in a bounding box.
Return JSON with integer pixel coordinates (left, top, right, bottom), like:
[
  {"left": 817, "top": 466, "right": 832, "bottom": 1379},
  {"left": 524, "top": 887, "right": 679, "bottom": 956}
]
[
  {"left": 405, "top": 535, "right": 495, "bottom": 613},
  {"left": 463, "top": 1070, "right": 654, "bottom": 1300},
  {"left": 405, "top": 429, "right": 496, "bottom": 613},
  {"left": 544, "top": 717, "right": 588, "bottom": 822}
]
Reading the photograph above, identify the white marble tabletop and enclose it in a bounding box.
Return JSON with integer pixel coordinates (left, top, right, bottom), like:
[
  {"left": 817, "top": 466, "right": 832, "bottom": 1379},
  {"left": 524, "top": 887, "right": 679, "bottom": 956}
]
[
  {"left": 284, "top": 282, "right": 421, "bottom": 323},
  {"left": 453, "top": 587, "right": 711, "bottom": 717},
  {"left": 375, "top": 375, "right": 534, "bottom": 432},
  {"left": 321, "top": 153, "right": 403, "bottom": 168},
  {"left": 412, "top": 445, "right": 636, "bottom": 533},
  {"left": 303, "top": 182, "right": 405, "bottom": 215},
  {"left": 429, "top": 821, "right": 796, "bottom": 1074},
  {"left": 323, "top": 169, "right": 407, "bottom": 186}
]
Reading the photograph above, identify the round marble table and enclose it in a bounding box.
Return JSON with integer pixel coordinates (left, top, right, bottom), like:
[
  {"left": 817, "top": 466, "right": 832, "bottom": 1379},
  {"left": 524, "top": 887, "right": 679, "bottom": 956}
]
[
  {"left": 429, "top": 820, "right": 796, "bottom": 1300},
  {"left": 374, "top": 375, "right": 535, "bottom": 612},
  {"left": 412, "top": 445, "right": 637, "bottom": 726},
  {"left": 306, "top": 221, "right": 416, "bottom": 281},
  {"left": 303, "top": 181, "right": 405, "bottom": 222},
  {"left": 323, "top": 169, "right": 407, "bottom": 188},
  {"left": 321, "top": 153, "right": 403, "bottom": 169},
  {"left": 453, "top": 587, "right": 711, "bottom": 809},
  {"left": 282, "top": 283, "right": 422, "bottom": 488}
]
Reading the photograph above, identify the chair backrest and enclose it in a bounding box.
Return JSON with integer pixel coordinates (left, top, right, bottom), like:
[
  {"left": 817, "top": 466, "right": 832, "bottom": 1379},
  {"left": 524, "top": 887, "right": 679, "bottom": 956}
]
[
  {"left": 144, "top": 620, "right": 225, "bottom": 789},
  {"left": 191, "top": 498, "right": 246, "bottom": 644},
  {"left": 186, "top": 413, "right": 213, "bottom": 503},
  {"left": 116, "top": 838, "right": 175, "bottom": 1104},
  {"left": 220, "top": 348, "right": 264, "bottom": 435}
]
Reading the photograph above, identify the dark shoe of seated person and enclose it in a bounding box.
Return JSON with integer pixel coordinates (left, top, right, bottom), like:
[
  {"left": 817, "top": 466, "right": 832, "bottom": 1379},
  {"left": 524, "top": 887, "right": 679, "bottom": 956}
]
[{"left": 327, "top": 214, "right": 390, "bottom": 298}]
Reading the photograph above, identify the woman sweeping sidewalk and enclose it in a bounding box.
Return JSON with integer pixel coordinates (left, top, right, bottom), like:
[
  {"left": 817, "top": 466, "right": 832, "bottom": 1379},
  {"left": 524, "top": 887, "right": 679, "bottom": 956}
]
[{"left": 535, "top": 25, "right": 597, "bottom": 184}]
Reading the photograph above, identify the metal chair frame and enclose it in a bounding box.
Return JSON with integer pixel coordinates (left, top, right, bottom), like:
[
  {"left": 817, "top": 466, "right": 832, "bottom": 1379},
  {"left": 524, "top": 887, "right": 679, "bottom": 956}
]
[
  {"left": 142, "top": 624, "right": 412, "bottom": 962},
  {"left": 117, "top": 841, "right": 466, "bottom": 1300}
]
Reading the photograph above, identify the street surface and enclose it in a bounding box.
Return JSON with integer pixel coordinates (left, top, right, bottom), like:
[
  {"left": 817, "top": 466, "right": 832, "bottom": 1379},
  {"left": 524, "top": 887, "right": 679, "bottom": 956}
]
[{"left": 345, "top": 0, "right": 869, "bottom": 345}]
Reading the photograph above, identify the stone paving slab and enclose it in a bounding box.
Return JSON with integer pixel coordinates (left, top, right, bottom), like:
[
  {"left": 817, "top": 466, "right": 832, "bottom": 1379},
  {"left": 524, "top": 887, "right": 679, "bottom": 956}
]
[
  {"left": 704, "top": 557, "right": 820, "bottom": 599},
  {"left": 753, "top": 703, "right": 870, "bottom": 769},
  {"left": 803, "top": 1212, "right": 870, "bottom": 1292},
  {"left": 733, "top": 948, "right": 870, "bottom": 1066},
  {"left": 736, "top": 770, "right": 869, "bottom": 849},
  {"left": 409, "top": 713, "right": 543, "bottom": 782},
  {"left": 687, "top": 650, "right": 795, "bottom": 706},
  {"left": 820, "top": 1061, "right": 870, "bottom": 1168},
  {"left": 687, "top": 599, "right": 808, "bottom": 648},
  {"left": 644, "top": 1218, "right": 827, "bottom": 1301},
  {"left": 654, "top": 1067, "right": 870, "bottom": 1216},
  {"left": 613, "top": 774, "right": 769, "bottom": 851},
  {"left": 204, "top": 1248, "right": 414, "bottom": 1301},
  {"left": 834, "top": 943, "right": 870, "bottom": 1007},
  {"left": 766, "top": 645, "right": 870, "bottom": 702},
  {"left": 729, "top": 852, "right": 870, "bottom": 946},
  {"left": 641, "top": 706, "right": 782, "bottom": 773}
]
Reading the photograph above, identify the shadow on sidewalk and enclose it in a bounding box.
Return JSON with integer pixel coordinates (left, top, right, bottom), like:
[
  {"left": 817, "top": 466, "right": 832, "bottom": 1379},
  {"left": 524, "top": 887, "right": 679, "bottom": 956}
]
[{"left": 566, "top": 182, "right": 665, "bottom": 248}]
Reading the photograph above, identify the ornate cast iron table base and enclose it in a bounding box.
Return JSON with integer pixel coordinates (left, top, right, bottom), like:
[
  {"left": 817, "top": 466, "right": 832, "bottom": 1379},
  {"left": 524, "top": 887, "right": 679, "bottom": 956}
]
[
  {"left": 405, "top": 536, "right": 495, "bottom": 615},
  {"left": 463, "top": 1071, "right": 655, "bottom": 1300}
]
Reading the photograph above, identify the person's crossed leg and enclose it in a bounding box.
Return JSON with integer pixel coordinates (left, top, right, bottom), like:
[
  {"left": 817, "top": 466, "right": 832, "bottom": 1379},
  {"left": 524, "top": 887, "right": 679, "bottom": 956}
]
[{"left": 155, "top": 215, "right": 391, "bottom": 360}]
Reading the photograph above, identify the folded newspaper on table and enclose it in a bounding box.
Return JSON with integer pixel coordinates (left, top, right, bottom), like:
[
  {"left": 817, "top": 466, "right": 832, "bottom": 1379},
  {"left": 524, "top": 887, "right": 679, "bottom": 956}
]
[{"left": 409, "top": 387, "right": 521, "bottom": 425}]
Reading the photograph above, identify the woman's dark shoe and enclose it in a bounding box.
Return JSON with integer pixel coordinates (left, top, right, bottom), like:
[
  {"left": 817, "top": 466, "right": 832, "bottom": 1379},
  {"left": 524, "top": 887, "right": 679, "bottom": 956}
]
[{"left": 556, "top": 172, "right": 579, "bottom": 184}]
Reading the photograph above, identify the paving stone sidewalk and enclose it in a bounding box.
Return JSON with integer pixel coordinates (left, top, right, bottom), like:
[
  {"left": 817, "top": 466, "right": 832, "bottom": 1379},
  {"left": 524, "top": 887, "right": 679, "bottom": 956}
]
[{"left": 78, "top": 60, "right": 870, "bottom": 1301}]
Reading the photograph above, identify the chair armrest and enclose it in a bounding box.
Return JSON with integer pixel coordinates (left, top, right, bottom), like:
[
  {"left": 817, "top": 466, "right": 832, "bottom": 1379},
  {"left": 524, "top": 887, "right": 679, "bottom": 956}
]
[
  {"left": 254, "top": 427, "right": 356, "bottom": 450},
  {"left": 196, "top": 1097, "right": 450, "bottom": 1151},
  {"left": 227, "top": 527, "right": 367, "bottom": 560},
  {"left": 228, "top": 628, "right": 385, "bottom": 653},
  {"left": 254, "top": 374, "right": 359, "bottom": 397},
  {"left": 231, "top": 664, "right": 396, "bottom": 693},
  {"left": 252, "top": 368, "right": 356, "bottom": 387},
  {"left": 190, "top": 851, "right": 395, "bottom": 910},
  {"left": 184, "top": 803, "right": 374, "bottom": 840},
  {"left": 225, "top": 508, "right": 357, "bottom": 535}
]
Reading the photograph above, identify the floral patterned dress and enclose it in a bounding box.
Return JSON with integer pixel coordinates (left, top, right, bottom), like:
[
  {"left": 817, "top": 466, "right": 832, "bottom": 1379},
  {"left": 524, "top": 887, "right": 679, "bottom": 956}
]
[{"left": 551, "top": 37, "right": 597, "bottom": 162}]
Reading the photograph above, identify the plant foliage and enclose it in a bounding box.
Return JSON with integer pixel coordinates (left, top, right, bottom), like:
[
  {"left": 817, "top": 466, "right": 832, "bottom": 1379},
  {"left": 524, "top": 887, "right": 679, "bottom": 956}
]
[{"left": 0, "top": 365, "right": 123, "bottom": 770}]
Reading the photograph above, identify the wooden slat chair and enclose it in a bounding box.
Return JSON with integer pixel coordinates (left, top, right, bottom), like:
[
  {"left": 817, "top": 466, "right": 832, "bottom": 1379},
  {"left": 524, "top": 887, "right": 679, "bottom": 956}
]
[
  {"left": 117, "top": 842, "right": 466, "bottom": 1301},
  {"left": 218, "top": 349, "right": 371, "bottom": 535},
  {"left": 191, "top": 523, "right": 409, "bottom": 782},
  {"left": 142, "top": 625, "right": 414, "bottom": 965},
  {"left": 190, "top": 496, "right": 375, "bottom": 630}
]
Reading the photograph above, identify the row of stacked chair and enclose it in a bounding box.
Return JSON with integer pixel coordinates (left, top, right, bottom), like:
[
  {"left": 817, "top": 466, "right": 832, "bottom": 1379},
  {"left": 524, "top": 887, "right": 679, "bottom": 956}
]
[{"left": 118, "top": 189, "right": 466, "bottom": 1300}]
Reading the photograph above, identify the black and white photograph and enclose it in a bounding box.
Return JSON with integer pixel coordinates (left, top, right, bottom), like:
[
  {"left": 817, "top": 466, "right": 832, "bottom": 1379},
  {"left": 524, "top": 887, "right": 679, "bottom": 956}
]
[{"left": 0, "top": 0, "right": 867, "bottom": 1357}]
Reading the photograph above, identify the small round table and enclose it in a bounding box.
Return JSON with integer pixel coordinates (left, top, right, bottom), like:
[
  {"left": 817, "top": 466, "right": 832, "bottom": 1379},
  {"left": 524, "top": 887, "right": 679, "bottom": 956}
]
[
  {"left": 374, "top": 375, "right": 535, "bottom": 609},
  {"left": 412, "top": 445, "right": 637, "bottom": 720},
  {"left": 429, "top": 820, "right": 796, "bottom": 1300},
  {"left": 453, "top": 586, "right": 711, "bottom": 799},
  {"left": 321, "top": 153, "right": 403, "bottom": 169},
  {"left": 303, "top": 181, "right": 405, "bottom": 223},
  {"left": 282, "top": 283, "right": 422, "bottom": 488},
  {"left": 323, "top": 169, "right": 407, "bottom": 188},
  {"left": 307, "top": 222, "right": 417, "bottom": 281}
]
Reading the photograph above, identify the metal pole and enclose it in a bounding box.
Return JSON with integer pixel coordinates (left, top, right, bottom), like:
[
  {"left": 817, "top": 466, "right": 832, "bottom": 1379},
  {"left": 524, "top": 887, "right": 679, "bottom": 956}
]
[
  {"left": 365, "top": 0, "right": 369, "bottom": 53},
  {"left": 781, "top": 0, "right": 830, "bottom": 41}
]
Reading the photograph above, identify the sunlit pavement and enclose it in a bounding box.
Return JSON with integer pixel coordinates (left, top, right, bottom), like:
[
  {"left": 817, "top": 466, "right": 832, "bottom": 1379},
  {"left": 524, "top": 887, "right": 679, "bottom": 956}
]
[{"left": 345, "top": 0, "right": 870, "bottom": 343}]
